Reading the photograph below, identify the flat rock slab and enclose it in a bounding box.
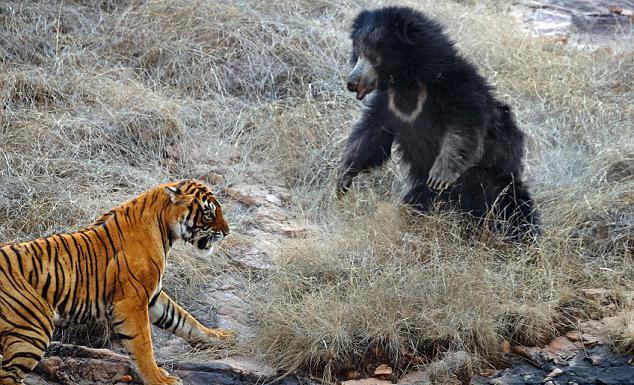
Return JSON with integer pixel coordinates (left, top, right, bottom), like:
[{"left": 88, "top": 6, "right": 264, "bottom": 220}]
[{"left": 26, "top": 344, "right": 307, "bottom": 385}]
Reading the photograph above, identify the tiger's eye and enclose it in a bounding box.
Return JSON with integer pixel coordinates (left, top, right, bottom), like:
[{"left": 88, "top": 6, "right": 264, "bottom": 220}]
[{"left": 203, "top": 209, "right": 215, "bottom": 219}]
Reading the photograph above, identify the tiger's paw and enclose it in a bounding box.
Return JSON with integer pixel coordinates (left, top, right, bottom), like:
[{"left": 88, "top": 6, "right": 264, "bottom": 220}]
[
  {"left": 189, "top": 327, "right": 237, "bottom": 348},
  {"left": 208, "top": 327, "right": 237, "bottom": 343},
  {"left": 148, "top": 373, "right": 182, "bottom": 385}
]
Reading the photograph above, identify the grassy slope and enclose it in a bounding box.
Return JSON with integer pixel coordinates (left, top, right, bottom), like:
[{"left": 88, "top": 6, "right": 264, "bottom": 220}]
[{"left": 1, "top": 0, "right": 632, "bottom": 380}]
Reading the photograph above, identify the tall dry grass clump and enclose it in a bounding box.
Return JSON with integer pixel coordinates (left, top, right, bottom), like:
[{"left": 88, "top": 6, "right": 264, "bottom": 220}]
[{"left": 1, "top": 0, "right": 632, "bottom": 380}]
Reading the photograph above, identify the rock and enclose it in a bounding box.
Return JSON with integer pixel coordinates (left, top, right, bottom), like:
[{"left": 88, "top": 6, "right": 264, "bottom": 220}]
[
  {"left": 254, "top": 207, "right": 288, "bottom": 223},
  {"left": 566, "top": 331, "right": 581, "bottom": 342},
  {"left": 580, "top": 333, "right": 601, "bottom": 347},
  {"left": 342, "top": 379, "right": 392, "bottom": 385},
  {"left": 176, "top": 370, "right": 241, "bottom": 385},
  {"left": 511, "top": 0, "right": 634, "bottom": 47},
  {"left": 223, "top": 187, "right": 261, "bottom": 207},
  {"left": 397, "top": 370, "right": 428, "bottom": 384},
  {"left": 232, "top": 247, "right": 271, "bottom": 270},
  {"left": 264, "top": 193, "right": 282, "bottom": 205},
  {"left": 174, "top": 361, "right": 303, "bottom": 385},
  {"left": 590, "top": 355, "right": 604, "bottom": 366},
  {"left": 512, "top": 345, "right": 543, "bottom": 362},
  {"left": 580, "top": 289, "right": 620, "bottom": 306},
  {"left": 252, "top": 207, "right": 312, "bottom": 237},
  {"left": 545, "top": 336, "right": 579, "bottom": 361},
  {"left": 278, "top": 223, "right": 308, "bottom": 238},
  {"left": 170, "top": 362, "right": 233, "bottom": 372},
  {"left": 373, "top": 364, "right": 393, "bottom": 377},
  {"left": 239, "top": 195, "right": 260, "bottom": 207},
  {"left": 546, "top": 367, "right": 563, "bottom": 377},
  {"left": 480, "top": 342, "right": 634, "bottom": 385},
  {"left": 35, "top": 356, "right": 135, "bottom": 385},
  {"left": 205, "top": 172, "right": 225, "bottom": 185},
  {"left": 212, "top": 357, "right": 278, "bottom": 379}
]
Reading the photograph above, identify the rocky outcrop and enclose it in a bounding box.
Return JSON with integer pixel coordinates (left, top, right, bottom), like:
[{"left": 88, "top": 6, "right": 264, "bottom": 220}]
[
  {"left": 511, "top": 0, "right": 634, "bottom": 46},
  {"left": 473, "top": 320, "right": 634, "bottom": 385}
]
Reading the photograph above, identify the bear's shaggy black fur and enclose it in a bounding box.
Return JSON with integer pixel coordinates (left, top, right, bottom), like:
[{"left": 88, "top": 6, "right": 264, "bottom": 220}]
[{"left": 336, "top": 6, "right": 540, "bottom": 239}]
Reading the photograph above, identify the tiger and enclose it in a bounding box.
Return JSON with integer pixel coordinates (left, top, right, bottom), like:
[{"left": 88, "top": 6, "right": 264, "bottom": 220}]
[{"left": 0, "top": 180, "right": 236, "bottom": 385}]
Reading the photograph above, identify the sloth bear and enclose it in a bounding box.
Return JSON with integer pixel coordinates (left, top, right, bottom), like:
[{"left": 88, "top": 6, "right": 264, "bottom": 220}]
[{"left": 336, "top": 6, "right": 540, "bottom": 239}]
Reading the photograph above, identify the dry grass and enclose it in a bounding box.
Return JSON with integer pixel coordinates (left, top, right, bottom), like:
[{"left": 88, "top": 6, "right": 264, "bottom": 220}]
[{"left": 1, "top": 0, "right": 632, "bottom": 381}]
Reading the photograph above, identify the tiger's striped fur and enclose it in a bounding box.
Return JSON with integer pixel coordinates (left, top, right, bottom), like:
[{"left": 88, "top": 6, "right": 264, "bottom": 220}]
[{"left": 0, "top": 180, "right": 235, "bottom": 385}]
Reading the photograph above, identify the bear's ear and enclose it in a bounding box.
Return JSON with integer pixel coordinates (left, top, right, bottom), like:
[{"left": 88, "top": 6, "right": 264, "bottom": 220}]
[
  {"left": 350, "top": 10, "right": 372, "bottom": 39},
  {"left": 396, "top": 16, "right": 422, "bottom": 46}
]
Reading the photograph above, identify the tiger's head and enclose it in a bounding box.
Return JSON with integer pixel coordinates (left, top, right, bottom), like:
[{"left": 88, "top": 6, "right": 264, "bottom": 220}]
[{"left": 163, "top": 180, "right": 229, "bottom": 251}]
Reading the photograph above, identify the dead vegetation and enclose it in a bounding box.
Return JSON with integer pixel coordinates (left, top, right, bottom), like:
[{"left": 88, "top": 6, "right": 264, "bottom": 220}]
[{"left": 1, "top": 0, "right": 632, "bottom": 382}]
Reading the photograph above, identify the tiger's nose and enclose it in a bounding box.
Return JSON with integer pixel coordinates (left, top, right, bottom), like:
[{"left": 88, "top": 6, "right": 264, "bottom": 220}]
[{"left": 221, "top": 227, "right": 229, "bottom": 237}]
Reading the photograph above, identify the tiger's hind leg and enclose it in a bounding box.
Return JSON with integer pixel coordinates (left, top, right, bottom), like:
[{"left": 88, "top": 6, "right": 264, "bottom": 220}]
[
  {"left": 149, "top": 291, "right": 235, "bottom": 347},
  {"left": 0, "top": 283, "right": 54, "bottom": 385},
  {"left": 0, "top": 334, "right": 50, "bottom": 385}
]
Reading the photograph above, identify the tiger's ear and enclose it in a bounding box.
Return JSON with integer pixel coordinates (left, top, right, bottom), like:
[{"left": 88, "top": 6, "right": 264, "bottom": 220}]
[{"left": 164, "top": 186, "right": 182, "bottom": 204}]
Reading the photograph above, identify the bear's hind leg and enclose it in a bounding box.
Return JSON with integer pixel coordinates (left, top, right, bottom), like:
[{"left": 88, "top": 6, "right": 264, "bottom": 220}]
[
  {"left": 493, "top": 181, "right": 540, "bottom": 241},
  {"left": 403, "top": 184, "right": 440, "bottom": 213},
  {"left": 468, "top": 176, "right": 540, "bottom": 241}
]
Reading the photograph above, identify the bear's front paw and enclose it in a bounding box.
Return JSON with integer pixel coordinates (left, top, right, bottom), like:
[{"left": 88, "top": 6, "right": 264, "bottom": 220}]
[
  {"left": 336, "top": 173, "right": 355, "bottom": 199},
  {"left": 427, "top": 162, "right": 460, "bottom": 191}
]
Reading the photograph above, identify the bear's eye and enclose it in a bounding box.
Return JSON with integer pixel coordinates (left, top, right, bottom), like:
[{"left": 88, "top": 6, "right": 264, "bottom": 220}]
[{"left": 367, "top": 54, "right": 380, "bottom": 65}]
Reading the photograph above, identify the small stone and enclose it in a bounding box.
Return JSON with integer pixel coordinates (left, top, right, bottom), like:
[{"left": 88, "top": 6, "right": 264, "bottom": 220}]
[
  {"left": 589, "top": 355, "right": 606, "bottom": 366},
  {"left": 512, "top": 345, "right": 542, "bottom": 362},
  {"left": 397, "top": 370, "right": 428, "bottom": 384},
  {"left": 580, "top": 333, "right": 600, "bottom": 347},
  {"left": 545, "top": 336, "right": 579, "bottom": 360},
  {"left": 206, "top": 172, "right": 225, "bottom": 185},
  {"left": 223, "top": 187, "right": 240, "bottom": 199},
  {"left": 546, "top": 368, "right": 563, "bottom": 377},
  {"left": 238, "top": 195, "right": 259, "bottom": 207},
  {"left": 279, "top": 224, "right": 307, "bottom": 238},
  {"left": 566, "top": 331, "right": 581, "bottom": 342},
  {"left": 222, "top": 187, "right": 261, "bottom": 207},
  {"left": 501, "top": 340, "right": 511, "bottom": 354},
  {"left": 374, "top": 364, "right": 392, "bottom": 376}
]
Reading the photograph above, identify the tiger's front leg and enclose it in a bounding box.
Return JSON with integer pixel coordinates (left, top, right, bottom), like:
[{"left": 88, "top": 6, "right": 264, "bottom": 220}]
[
  {"left": 111, "top": 299, "right": 181, "bottom": 385},
  {"left": 149, "top": 291, "right": 236, "bottom": 347}
]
